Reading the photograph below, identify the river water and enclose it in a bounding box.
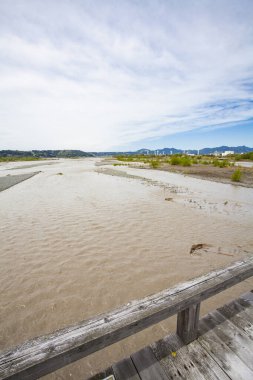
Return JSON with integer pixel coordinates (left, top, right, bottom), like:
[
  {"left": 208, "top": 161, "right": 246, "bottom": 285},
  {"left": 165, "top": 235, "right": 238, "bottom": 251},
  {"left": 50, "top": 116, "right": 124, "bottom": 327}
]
[
  {"left": 235, "top": 161, "right": 253, "bottom": 168},
  {"left": 0, "top": 158, "right": 252, "bottom": 379}
]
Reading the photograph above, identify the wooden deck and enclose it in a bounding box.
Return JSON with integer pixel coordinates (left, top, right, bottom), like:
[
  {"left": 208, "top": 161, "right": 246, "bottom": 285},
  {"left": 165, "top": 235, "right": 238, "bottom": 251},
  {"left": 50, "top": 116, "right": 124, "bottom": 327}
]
[{"left": 94, "top": 291, "right": 253, "bottom": 380}]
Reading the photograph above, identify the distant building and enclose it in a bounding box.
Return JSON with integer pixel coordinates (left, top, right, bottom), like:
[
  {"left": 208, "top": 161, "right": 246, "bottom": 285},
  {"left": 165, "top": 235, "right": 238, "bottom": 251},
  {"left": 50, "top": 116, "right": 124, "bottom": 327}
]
[{"left": 221, "top": 151, "right": 234, "bottom": 157}]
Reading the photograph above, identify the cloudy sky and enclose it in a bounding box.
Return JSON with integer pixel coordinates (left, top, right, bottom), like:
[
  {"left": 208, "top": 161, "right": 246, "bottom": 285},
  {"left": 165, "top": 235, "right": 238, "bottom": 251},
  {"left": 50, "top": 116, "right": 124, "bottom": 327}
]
[{"left": 0, "top": 0, "right": 253, "bottom": 151}]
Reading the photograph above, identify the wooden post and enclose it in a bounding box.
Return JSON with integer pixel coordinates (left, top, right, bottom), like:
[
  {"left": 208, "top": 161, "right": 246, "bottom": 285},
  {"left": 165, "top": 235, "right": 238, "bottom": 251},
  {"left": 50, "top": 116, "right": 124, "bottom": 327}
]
[{"left": 177, "top": 303, "right": 200, "bottom": 344}]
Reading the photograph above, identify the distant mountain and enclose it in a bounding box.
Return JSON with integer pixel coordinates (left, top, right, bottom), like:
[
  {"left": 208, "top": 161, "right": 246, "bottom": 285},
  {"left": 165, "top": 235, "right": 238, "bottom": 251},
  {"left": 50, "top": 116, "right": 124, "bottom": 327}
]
[
  {"left": 0, "top": 150, "right": 93, "bottom": 158},
  {"left": 1, "top": 146, "right": 253, "bottom": 158},
  {"left": 92, "top": 145, "right": 253, "bottom": 156},
  {"left": 92, "top": 148, "right": 183, "bottom": 156},
  {"left": 199, "top": 146, "right": 253, "bottom": 155}
]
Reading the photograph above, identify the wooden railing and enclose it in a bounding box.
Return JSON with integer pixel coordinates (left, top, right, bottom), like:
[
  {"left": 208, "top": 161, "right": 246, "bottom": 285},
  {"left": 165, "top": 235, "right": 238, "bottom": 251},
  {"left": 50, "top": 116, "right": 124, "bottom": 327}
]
[{"left": 0, "top": 256, "right": 253, "bottom": 380}]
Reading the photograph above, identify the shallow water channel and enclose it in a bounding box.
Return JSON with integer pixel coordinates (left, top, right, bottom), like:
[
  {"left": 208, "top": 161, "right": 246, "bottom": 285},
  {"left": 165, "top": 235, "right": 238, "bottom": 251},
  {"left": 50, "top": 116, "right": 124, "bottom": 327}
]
[{"left": 0, "top": 158, "right": 252, "bottom": 379}]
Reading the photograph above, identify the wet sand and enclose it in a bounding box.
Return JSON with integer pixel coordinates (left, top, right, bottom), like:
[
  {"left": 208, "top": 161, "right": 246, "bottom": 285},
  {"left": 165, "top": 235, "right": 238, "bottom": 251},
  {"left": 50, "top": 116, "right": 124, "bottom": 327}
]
[
  {"left": 104, "top": 157, "right": 253, "bottom": 187},
  {"left": 0, "top": 158, "right": 252, "bottom": 379},
  {"left": 159, "top": 163, "right": 253, "bottom": 187},
  {"left": 0, "top": 172, "right": 40, "bottom": 192}
]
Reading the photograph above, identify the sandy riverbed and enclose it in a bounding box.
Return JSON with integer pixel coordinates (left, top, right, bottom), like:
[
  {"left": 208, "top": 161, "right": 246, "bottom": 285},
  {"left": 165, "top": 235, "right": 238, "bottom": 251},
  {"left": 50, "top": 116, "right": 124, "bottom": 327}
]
[
  {"left": 115, "top": 159, "right": 253, "bottom": 188},
  {"left": 159, "top": 163, "right": 253, "bottom": 187},
  {"left": 0, "top": 158, "right": 252, "bottom": 379}
]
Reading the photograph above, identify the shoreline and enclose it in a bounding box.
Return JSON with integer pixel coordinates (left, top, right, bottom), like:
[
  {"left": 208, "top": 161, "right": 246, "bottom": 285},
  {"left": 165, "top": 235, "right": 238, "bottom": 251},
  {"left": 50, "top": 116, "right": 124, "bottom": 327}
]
[
  {"left": 120, "top": 162, "right": 253, "bottom": 188},
  {"left": 155, "top": 165, "right": 253, "bottom": 188}
]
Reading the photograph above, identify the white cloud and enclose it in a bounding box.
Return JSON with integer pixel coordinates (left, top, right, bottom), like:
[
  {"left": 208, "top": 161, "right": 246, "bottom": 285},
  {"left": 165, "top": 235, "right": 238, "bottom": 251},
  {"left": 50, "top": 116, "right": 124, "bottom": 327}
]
[{"left": 0, "top": 0, "right": 253, "bottom": 150}]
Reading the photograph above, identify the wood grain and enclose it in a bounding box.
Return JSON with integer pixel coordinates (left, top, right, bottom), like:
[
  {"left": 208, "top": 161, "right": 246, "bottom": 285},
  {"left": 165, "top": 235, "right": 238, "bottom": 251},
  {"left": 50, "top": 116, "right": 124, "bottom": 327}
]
[
  {"left": 198, "top": 323, "right": 253, "bottom": 380},
  {"left": 113, "top": 358, "right": 140, "bottom": 380},
  {"left": 177, "top": 303, "right": 200, "bottom": 344},
  {"left": 131, "top": 347, "right": 168, "bottom": 380}
]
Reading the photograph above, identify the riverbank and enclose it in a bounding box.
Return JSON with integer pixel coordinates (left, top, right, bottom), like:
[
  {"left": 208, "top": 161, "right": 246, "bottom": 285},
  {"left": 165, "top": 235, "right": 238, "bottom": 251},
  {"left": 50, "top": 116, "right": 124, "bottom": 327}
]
[
  {"left": 111, "top": 157, "right": 253, "bottom": 188},
  {"left": 157, "top": 163, "right": 253, "bottom": 188}
]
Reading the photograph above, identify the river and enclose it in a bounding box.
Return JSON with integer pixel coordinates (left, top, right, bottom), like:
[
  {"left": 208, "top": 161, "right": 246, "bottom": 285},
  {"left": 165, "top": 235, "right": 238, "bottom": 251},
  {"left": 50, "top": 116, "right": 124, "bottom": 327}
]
[{"left": 0, "top": 158, "right": 252, "bottom": 379}]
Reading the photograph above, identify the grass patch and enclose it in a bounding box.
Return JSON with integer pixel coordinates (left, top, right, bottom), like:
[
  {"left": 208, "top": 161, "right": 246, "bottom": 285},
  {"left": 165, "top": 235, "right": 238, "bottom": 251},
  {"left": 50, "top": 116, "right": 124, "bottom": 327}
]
[
  {"left": 201, "top": 160, "right": 211, "bottom": 165},
  {"left": 170, "top": 156, "right": 181, "bottom": 165},
  {"left": 180, "top": 157, "right": 192, "bottom": 166},
  {"left": 150, "top": 160, "right": 160, "bottom": 168},
  {"left": 234, "top": 152, "right": 253, "bottom": 161},
  {"left": 0, "top": 156, "right": 40, "bottom": 162},
  {"left": 212, "top": 159, "right": 230, "bottom": 168},
  {"left": 114, "top": 153, "right": 238, "bottom": 169},
  {"left": 170, "top": 156, "right": 191, "bottom": 166},
  {"left": 231, "top": 169, "right": 242, "bottom": 182},
  {"left": 115, "top": 155, "right": 134, "bottom": 162}
]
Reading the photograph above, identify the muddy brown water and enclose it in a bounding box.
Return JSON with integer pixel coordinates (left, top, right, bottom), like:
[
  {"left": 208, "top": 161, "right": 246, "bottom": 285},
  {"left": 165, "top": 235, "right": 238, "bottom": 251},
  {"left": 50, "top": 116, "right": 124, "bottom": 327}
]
[{"left": 0, "top": 158, "right": 253, "bottom": 379}]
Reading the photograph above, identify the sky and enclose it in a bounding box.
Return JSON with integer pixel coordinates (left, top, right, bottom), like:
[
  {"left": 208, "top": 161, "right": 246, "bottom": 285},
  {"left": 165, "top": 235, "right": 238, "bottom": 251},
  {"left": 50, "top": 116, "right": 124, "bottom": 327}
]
[{"left": 0, "top": 0, "right": 253, "bottom": 151}]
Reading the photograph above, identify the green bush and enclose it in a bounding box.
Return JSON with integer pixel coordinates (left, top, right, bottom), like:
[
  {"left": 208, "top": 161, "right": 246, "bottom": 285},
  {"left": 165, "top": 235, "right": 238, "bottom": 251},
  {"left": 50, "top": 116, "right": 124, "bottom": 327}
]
[
  {"left": 150, "top": 160, "right": 160, "bottom": 168},
  {"left": 240, "top": 152, "right": 253, "bottom": 160},
  {"left": 213, "top": 159, "right": 229, "bottom": 168},
  {"left": 231, "top": 169, "right": 242, "bottom": 182},
  {"left": 181, "top": 157, "right": 192, "bottom": 166},
  {"left": 115, "top": 155, "right": 133, "bottom": 162},
  {"left": 170, "top": 156, "right": 181, "bottom": 165}
]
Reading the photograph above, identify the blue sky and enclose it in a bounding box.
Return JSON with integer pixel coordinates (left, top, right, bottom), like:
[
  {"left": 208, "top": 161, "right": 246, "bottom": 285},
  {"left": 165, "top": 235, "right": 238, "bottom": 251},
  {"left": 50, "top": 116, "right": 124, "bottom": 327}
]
[
  {"left": 0, "top": 0, "right": 253, "bottom": 151},
  {"left": 120, "top": 119, "right": 253, "bottom": 151}
]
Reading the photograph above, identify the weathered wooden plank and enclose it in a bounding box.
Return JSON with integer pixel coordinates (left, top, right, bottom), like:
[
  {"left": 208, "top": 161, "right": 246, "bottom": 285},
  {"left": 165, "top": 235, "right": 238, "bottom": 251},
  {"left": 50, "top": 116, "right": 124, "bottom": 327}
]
[
  {"left": 237, "top": 293, "right": 253, "bottom": 319},
  {"left": 186, "top": 340, "right": 230, "bottom": 380},
  {"left": 217, "top": 297, "right": 248, "bottom": 318},
  {"left": 172, "top": 333, "right": 231, "bottom": 380},
  {"left": 200, "top": 310, "right": 253, "bottom": 370},
  {"left": 155, "top": 359, "right": 184, "bottom": 380},
  {"left": 112, "top": 358, "right": 140, "bottom": 380},
  {"left": 152, "top": 333, "right": 212, "bottom": 380},
  {"left": 130, "top": 347, "right": 168, "bottom": 380},
  {"left": 95, "top": 301, "right": 253, "bottom": 380},
  {"left": 150, "top": 335, "right": 186, "bottom": 380},
  {"left": 177, "top": 303, "right": 200, "bottom": 344},
  {"left": 221, "top": 308, "right": 253, "bottom": 340},
  {"left": 198, "top": 321, "right": 253, "bottom": 380},
  {"left": 87, "top": 367, "right": 114, "bottom": 380},
  {"left": 227, "top": 299, "right": 253, "bottom": 322},
  {"left": 0, "top": 257, "right": 252, "bottom": 380},
  {"left": 240, "top": 290, "right": 253, "bottom": 305},
  {"left": 217, "top": 298, "right": 253, "bottom": 336}
]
